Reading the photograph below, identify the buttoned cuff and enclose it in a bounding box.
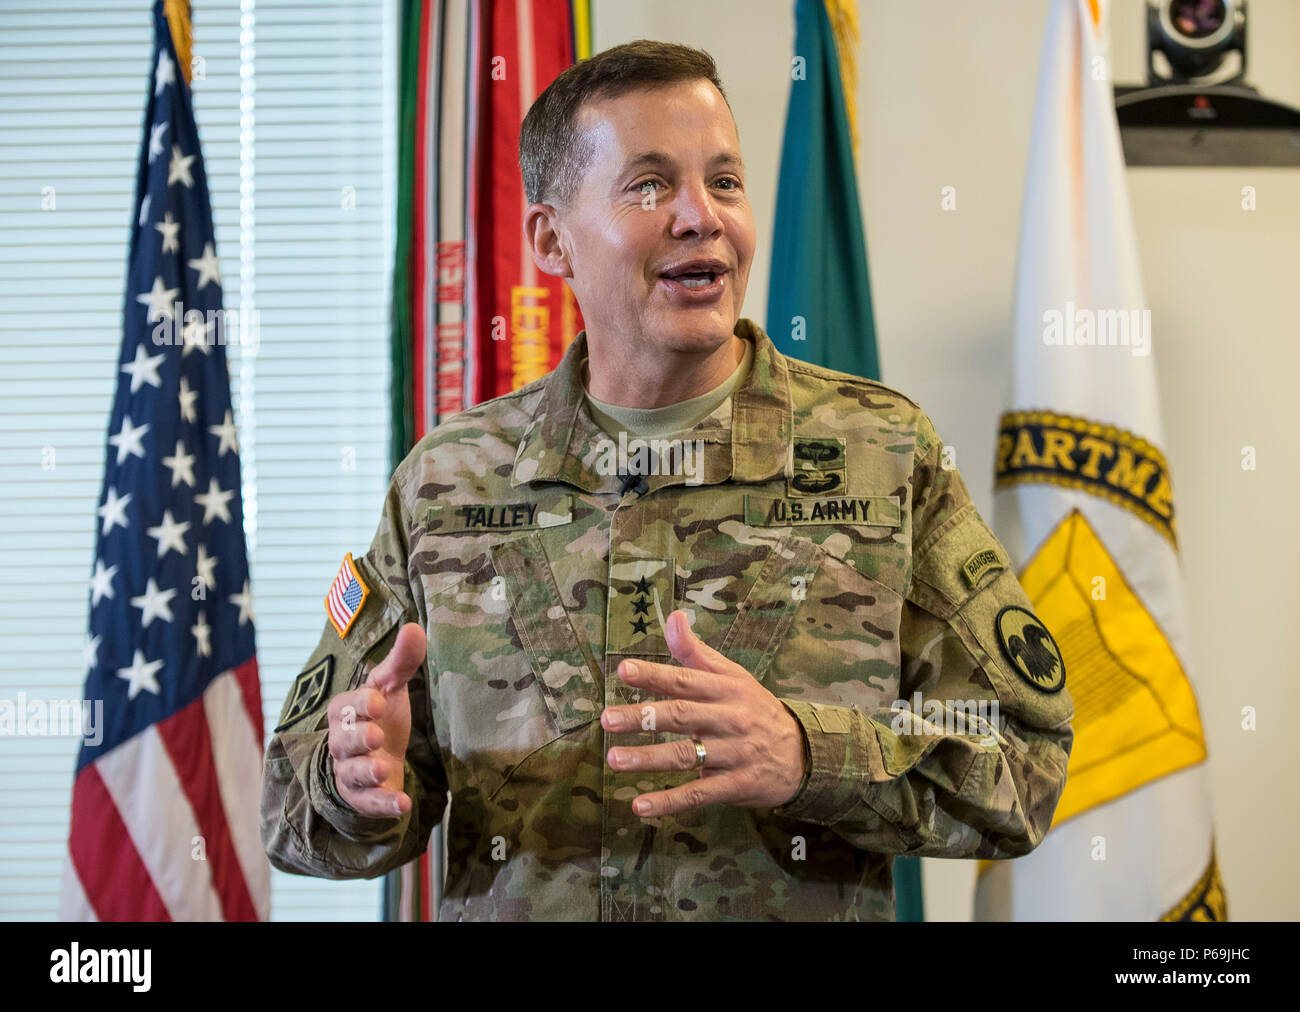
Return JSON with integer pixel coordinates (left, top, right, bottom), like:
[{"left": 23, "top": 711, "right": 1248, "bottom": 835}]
[
  {"left": 772, "top": 699, "right": 885, "bottom": 825},
  {"left": 311, "top": 738, "right": 413, "bottom": 842}
]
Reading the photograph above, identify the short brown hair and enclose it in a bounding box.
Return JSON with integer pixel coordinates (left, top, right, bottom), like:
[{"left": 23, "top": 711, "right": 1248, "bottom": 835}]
[{"left": 519, "top": 39, "right": 729, "bottom": 208}]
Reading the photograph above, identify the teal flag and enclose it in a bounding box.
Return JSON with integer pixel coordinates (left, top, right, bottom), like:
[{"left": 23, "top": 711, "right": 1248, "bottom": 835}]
[
  {"left": 766, "top": 0, "right": 880, "bottom": 379},
  {"left": 767, "top": 0, "right": 921, "bottom": 922}
]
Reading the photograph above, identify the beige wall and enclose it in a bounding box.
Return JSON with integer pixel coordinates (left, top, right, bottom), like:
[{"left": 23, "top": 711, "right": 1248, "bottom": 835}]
[{"left": 593, "top": 0, "right": 1300, "bottom": 920}]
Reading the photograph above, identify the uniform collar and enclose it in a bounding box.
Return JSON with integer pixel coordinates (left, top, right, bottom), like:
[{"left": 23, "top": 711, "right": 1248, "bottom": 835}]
[{"left": 510, "top": 317, "right": 793, "bottom": 495}]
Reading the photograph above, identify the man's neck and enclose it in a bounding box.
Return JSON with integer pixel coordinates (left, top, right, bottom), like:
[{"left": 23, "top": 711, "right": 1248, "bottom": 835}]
[{"left": 582, "top": 332, "right": 746, "bottom": 408}]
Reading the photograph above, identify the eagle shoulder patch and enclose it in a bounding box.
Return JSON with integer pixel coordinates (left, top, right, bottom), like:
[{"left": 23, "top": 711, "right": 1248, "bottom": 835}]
[
  {"left": 274, "top": 656, "right": 334, "bottom": 732},
  {"left": 995, "top": 605, "right": 1066, "bottom": 693}
]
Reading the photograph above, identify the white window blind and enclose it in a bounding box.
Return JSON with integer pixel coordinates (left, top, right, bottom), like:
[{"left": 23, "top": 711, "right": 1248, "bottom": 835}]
[{"left": 0, "top": 0, "right": 398, "bottom": 920}]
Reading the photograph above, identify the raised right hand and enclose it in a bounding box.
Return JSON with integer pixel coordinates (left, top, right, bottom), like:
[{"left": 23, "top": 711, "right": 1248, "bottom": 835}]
[{"left": 326, "top": 622, "right": 427, "bottom": 818}]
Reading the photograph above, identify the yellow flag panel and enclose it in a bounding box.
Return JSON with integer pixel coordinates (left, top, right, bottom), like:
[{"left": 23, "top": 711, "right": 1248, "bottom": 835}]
[{"left": 1020, "top": 509, "right": 1206, "bottom": 828}]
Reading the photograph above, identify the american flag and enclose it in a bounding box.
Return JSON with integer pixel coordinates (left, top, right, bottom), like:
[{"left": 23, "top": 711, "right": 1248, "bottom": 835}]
[
  {"left": 59, "top": 1, "right": 269, "bottom": 921},
  {"left": 325, "top": 553, "right": 369, "bottom": 638}
]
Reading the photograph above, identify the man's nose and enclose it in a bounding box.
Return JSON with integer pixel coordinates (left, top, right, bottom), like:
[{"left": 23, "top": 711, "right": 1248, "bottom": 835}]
[{"left": 669, "top": 181, "right": 724, "bottom": 238}]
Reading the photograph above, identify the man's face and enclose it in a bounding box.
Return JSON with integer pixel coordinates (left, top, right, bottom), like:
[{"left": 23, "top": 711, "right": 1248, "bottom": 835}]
[{"left": 546, "top": 78, "right": 756, "bottom": 357}]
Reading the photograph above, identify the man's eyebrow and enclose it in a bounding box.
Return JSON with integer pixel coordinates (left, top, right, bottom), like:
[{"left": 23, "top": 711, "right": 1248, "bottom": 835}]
[
  {"left": 620, "top": 150, "right": 745, "bottom": 173},
  {"left": 623, "top": 151, "right": 673, "bottom": 172}
]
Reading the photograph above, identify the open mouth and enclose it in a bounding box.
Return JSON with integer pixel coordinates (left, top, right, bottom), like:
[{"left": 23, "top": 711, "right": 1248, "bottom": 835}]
[
  {"left": 665, "top": 271, "right": 718, "bottom": 289},
  {"left": 660, "top": 258, "right": 733, "bottom": 293}
]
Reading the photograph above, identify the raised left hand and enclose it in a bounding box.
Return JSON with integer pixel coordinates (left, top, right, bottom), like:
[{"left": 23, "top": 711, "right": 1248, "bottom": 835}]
[{"left": 601, "top": 609, "right": 808, "bottom": 816}]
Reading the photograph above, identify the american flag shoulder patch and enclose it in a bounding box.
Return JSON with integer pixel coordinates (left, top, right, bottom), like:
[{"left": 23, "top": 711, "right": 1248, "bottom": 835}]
[{"left": 325, "top": 552, "right": 370, "bottom": 639}]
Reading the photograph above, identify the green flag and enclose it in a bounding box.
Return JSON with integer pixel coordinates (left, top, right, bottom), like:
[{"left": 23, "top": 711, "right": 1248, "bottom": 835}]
[
  {"left": 766, "top": 0, "right": 880, "bottom": 378},
  {"left": 388, "top": 0, "right": 421, "bottom": 471},
  {"left": 767, "top": 0, "right": 921, "bottom": 922}
]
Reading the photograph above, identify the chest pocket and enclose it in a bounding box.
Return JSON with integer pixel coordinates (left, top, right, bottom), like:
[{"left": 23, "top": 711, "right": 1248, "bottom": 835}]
[
  {"left": 720, "top": 530, "right": 905, "bottom": 712},
  {"left": 424, "top": 530, "right": 602, "bottom": 800}
]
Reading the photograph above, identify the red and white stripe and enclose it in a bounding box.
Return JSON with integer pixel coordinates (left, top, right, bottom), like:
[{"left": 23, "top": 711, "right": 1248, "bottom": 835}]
[{"left": 60, "top": 657, "right": 268, "bottom": 921}]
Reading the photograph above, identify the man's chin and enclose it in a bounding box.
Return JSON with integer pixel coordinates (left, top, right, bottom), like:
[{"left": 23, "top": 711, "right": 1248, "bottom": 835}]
[{"left": 649, "top": 307, "right": 738, "bottom": 350}]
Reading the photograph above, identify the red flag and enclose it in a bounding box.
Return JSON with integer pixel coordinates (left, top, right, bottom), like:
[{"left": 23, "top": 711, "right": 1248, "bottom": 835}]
[{"left": 468, "top": 0, "right": 584, "bottom": 405}]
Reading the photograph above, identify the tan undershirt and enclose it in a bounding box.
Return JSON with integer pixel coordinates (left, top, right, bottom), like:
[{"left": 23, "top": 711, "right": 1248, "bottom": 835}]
[{"left": 581, "top": 337, "right": 753, "bottom": 440}]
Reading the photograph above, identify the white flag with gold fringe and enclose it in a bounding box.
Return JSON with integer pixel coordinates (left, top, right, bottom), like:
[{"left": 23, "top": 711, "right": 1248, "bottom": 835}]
[{"left": 975, "top": 0, "right": 1225, "bottom": 921}]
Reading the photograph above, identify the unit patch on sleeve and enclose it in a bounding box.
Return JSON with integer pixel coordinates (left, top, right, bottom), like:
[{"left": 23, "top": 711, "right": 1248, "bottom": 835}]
[
  {"left": 325, "top": 552, "right": 369, "bottom": 639},
  {"left": 995, "top": 605, "right": 1066, "bottom": 693},
  {"left": 274, "top": 655, "right": 334, "bottom": 732}
]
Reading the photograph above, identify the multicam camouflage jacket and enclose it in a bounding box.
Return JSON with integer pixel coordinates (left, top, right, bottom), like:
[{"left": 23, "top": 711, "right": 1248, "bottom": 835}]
[{"left": 260, "top": 317, "right": 1074, "bottom": 921}]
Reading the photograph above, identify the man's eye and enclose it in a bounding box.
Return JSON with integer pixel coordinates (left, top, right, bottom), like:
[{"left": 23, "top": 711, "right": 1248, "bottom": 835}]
[
  {"left": 716, "top": 177, "right": 740, "bottom": 190},
  {"left": 637, "top": 179, "right": 663, "bottom": 194}
]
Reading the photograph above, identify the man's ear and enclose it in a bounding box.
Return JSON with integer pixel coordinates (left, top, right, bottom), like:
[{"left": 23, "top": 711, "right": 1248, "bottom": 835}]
[{"left": 523, "top": 203, "right": 572, "bottom": 279}]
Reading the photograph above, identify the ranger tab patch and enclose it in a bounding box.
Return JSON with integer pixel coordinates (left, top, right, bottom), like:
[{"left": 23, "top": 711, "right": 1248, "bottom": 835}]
[
  {"left": 325, "top": 552, "right": 369, "bottom": 639},
  {"left": 275, "top": 656, "right": 334, "bottom": 732},
  {"left": 995, "top": 605, "right": 1066, "bottom": 693},
  {"left": 962, "top": 547, "right": 1005, "bottom": 588}
]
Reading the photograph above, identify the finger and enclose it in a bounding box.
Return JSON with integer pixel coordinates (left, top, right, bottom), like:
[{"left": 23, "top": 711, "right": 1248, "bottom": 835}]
[
  {"left": 616, "top": 657, "right": 733, "bottom": 701},
  {"left": 607, "top": 737, "right": 736, "bottom": 774},
  {"left": 663, "top": 609, "right": 742, "bottom": 676},
  {"left": 336, "top": 779, "right": 411, "bottom": 819},
  {"left": 327, "top": 686, "right": 386, "bottom": 725},
  {"left": 328, "top": 718, "right": 385, "bottom": 761},
  {"left": 600, "top": 698, "right": 735, "bottom": 736},
  {"left": 630, "top": 771, "right": 741, "bottom": 817},
  {"left": 366, "top": 622, "right": 427, "bottom": 694},
  {"left": 334, "top": 752, "right": 393, "bottom": 792}
]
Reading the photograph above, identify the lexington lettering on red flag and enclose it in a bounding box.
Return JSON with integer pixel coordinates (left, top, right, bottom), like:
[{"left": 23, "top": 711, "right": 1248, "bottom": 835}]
[
  {"left": 60, "top": 0, "right": 268, "bottom": 922},
  {"left": 467, "top": 0, "right": 585, "bottom": 406},
  {"left": 392, "top": 1, "right": 587, "bottom": 443}
]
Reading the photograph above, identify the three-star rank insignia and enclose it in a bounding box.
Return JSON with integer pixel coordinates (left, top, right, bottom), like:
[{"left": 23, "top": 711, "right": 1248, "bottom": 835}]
[
  {"left": 629, "top": 577, "right": 653, "bottom": 634},
  {"left": 995, "top": 605, "right": 1066, "bottom": 693},
  {"left": 607, "top": 557, "right": 673, "bottom": 656},
  {"left": 274, "top": 656, "right": 334, "bottom": 732}
]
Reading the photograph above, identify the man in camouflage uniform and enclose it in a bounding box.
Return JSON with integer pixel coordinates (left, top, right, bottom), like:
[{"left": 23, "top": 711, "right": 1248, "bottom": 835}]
[{"left": 260, "top": 41, "right": 1073, "bottom": 921}]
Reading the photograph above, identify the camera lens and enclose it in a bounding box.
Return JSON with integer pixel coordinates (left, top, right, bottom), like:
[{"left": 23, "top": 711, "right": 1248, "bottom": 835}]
[{"left": 1167, "top": 0, "right": 1226, "bottom": 39}]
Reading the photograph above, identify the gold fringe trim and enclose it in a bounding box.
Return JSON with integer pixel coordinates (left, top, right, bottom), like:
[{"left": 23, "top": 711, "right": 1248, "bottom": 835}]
[
  {"left": 163, "top": 0, "right": 194, "bottom": 87},
  {"left": 572, "top": 0, "right": 593, "bottom": 60},
  {"left": 823, "top": 0, "right": 860, "bottom": 163}
]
